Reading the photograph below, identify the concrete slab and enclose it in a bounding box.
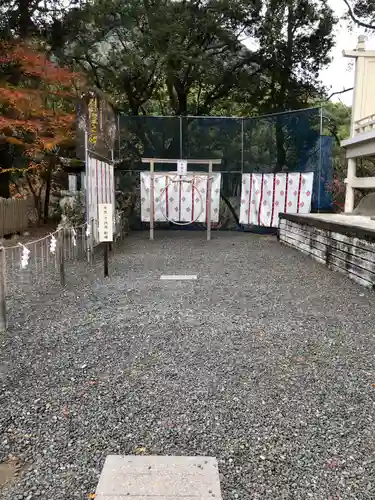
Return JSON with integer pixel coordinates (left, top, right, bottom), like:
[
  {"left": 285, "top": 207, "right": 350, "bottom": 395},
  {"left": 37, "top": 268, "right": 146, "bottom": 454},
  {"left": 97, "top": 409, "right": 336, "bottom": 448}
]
[
  {"left": 96, "top": 497, "right": 197, "bottom": 500},
  {"left": 290, "top": 212, "right": 375, "bottom": 232},
  {"left": 160, "top": 275, "right": 198, "bottom": 280},
  {"left": 95, "top": 455, "right": 222, "bottom": 499}
]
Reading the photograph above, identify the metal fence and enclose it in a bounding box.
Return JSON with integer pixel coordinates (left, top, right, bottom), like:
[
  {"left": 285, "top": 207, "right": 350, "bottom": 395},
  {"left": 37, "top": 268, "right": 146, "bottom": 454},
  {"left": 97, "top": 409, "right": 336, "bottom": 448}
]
[
  {"left": 117, "top": 109, "right": 333, "bottom": 222},
  {"left": 0, "top": 215, "right": 126, "bottom": 331}
]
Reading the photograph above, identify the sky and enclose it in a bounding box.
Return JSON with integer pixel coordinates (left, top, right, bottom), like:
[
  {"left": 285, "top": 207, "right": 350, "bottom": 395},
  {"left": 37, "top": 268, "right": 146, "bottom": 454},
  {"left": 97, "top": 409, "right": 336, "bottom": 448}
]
[{"left": 323, "top": 0, "right": 375, "bottom": 105}]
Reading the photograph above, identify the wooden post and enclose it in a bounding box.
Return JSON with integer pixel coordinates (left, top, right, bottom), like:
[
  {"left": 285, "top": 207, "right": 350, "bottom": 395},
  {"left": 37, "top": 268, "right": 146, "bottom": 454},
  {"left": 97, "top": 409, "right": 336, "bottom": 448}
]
[
  {"left": 207, "top": 161, "right": 213, "bottom": 241},
  {"left": 0, "top": 247, "right": 7, "bottom": 332},
  {"left": 86, "top": 221, "right": 91, "bottom": 263},
  {"left": 58, "top": 230, "right": 65, "bottom": 287},
  {"left": 104, "top": 242, "right": 109, "bottom": 277},
  {"left": 78, "top": 226, "right": 84, "bottom": 259},
  {"left": 150, "top": 160, "right": 155, "bottom": 240},
  {"left": 87, "top": 218, "right": 94, "bottom": 263}
]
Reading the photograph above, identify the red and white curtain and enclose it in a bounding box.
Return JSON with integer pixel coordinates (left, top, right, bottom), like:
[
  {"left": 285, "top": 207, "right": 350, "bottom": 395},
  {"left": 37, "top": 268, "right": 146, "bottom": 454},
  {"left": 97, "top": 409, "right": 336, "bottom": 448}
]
[
  {"left": 239, "top": 172, "right": 314, "bottom": 228},
  {"left": 140, "top": 172, "right": 221, "bottom": 223},
  {"left": 87, "top": 155, "right": 115, "bottom": 242}
]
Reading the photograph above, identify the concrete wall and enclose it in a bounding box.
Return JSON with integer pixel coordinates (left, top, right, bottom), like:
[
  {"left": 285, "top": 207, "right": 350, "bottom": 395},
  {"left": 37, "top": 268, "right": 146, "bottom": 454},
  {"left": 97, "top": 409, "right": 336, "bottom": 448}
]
[{"left": 279, "top": 216, "right": 375, "bottom": 288}]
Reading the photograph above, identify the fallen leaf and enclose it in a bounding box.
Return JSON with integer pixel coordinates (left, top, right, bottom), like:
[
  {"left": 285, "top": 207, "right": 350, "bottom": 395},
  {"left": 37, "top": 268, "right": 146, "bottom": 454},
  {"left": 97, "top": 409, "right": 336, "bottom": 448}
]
[
  {"left": 135, "top": 446, "right": 147, "bottom": 455},
  {"left": 62, "top": 407, "right": 69, "bottom": 418},
  {"left": 88, "top": 494, "right": 96, "bottom": 499}
]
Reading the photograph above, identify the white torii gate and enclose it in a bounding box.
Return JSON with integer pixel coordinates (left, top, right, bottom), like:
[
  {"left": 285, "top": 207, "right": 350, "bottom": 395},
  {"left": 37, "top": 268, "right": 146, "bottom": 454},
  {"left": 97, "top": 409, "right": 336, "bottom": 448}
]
[{"left": 141, "top": 158, "right": 222, "bottom": 240}]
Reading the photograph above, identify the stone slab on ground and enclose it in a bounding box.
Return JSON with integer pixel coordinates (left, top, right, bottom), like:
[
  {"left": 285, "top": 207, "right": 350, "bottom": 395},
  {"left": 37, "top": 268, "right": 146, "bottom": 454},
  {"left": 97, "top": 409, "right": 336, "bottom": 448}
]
[
  {"left": 96, "top": 497, "right": 198, "bottom": 500},
  {"left": 95, "top": 455, "right": 222, "bottom": 499}
]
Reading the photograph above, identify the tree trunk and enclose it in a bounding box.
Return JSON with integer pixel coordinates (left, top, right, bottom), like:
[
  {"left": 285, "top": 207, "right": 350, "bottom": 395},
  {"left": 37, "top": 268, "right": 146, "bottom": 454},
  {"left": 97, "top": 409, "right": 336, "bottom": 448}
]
[
  {"left": 18, "top": 0, "right": 34, "bottom": 37},
  {"left": 0, "top": 171, "right": 11, "bottom": 199},
  {"left": 275, "top": 118, "right": 286, "bottom": 172},
  {"left": 274, "top": 1, "right": 294, "bottom": 172},
  {"left": 0, "top": 145, "right": 11, "bottom": 198},
  {"left": 26, "top": 173, "right": 42, "bottom": 224},
  {"left": 43, "top": 166, "right": 53, "bottom": 224}
]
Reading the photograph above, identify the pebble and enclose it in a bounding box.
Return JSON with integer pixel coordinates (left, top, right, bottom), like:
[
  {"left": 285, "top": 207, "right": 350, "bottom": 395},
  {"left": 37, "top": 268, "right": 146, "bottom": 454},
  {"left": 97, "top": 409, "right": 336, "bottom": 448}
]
[{"left": 1, "top": 232, "right": 374, "bottom": 499}]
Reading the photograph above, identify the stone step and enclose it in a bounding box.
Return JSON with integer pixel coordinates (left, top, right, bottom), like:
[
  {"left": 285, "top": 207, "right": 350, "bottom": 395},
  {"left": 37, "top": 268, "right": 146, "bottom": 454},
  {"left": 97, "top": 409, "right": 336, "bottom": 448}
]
[{"left": 95, "top": 455, "right": 222, "bottom": 499}]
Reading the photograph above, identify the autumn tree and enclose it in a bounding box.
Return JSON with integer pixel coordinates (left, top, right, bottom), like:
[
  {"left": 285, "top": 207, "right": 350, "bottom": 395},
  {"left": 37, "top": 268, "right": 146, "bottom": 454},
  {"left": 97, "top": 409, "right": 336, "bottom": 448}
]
[{"left": 0, "top": 41, "right": 80, "bottom": 219}]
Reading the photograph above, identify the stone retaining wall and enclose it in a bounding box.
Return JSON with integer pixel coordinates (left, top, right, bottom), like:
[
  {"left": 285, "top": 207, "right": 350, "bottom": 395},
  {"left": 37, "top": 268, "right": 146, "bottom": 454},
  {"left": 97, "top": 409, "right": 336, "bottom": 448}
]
[{"left": 279, "top": 214, "right": 375, "bottom": 288}]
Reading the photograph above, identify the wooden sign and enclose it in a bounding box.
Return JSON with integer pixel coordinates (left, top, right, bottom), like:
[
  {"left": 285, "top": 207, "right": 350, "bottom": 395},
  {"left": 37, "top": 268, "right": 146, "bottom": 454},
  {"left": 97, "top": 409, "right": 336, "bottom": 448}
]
[{"left": 98, "top": 203, "right": 113, "bottom": 242}]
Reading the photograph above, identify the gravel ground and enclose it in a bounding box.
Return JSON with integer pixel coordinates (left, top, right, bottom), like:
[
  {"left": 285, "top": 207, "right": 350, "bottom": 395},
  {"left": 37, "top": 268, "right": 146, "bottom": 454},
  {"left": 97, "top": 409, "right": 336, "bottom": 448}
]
[{"left": 1, "top": 231, "right": 375, "bottom": 500}]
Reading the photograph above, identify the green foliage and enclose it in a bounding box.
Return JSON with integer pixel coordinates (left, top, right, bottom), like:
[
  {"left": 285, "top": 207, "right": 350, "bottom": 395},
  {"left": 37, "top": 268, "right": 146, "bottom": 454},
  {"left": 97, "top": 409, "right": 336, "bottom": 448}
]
[
  {"left": 343, "top": 0, "right": 375, "bottom": 31},
  {"left": 50, "top": 0, "right": 336, "bottom": 118},
  {"left": 0, "top": 0, "right": 338, "bottom": 119},
  {"left": 323, "top": 101, "right": 351, "bottom": 179},
  {"left": 254, "top": 0, "right": 336, "bottom": 113}
]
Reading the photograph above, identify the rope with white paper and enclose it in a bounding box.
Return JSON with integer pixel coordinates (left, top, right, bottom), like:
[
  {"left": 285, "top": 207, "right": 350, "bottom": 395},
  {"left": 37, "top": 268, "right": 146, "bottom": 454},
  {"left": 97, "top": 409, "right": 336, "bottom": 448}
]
[{"left": 50, "top": 234, "right": 57, "bottom": 255}]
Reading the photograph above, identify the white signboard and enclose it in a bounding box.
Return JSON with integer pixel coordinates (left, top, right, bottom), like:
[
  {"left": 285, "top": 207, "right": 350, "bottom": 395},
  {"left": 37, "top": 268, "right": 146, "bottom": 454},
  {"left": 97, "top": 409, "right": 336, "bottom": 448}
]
[
  {"left": 98, "top": 203, "right": 113, "bottom": 242},
  {"left": 177, "top": 160, "right": 187, "bottom": 176}
]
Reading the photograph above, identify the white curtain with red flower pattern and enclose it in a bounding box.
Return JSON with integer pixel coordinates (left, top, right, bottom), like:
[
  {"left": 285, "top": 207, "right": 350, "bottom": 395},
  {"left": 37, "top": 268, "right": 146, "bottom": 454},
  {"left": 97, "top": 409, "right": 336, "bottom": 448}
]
[
  {"left": 239, "top": 172, "right": 314, "bottom": 227},
  {"left": 140, "top": 172, "right": 221, "bottom": 223}
]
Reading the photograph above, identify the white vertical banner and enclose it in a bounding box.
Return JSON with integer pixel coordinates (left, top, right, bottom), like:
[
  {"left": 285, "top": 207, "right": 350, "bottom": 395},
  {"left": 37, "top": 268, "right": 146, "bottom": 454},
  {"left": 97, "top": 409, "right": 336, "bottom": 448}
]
[
  {"left": 285, "top": 172, "right": 300, "bottom": 214},
  {"left": 298, "top": 173, "right": 313, "bottom": 214},
  {"left": 155, "top": 174, "right": 168, "bottom": 221},
  {"left": 140, "top": 172, "right": 151, "bottom": 222},
  {"left": 108, "top": 164, "right": 115, "bottom": 232},
  {"left": 107, "top": 163, "right": 111, "bottom": 204},
  {"left": 103, "top": 162, "right": 107, "bottom": 203},
  {"left": 97, "top": 160, "right": 103, "bottom": 204},
  {"left": 180, "top": 178, "right": 193, "bottom": 222},
  {"left": 193, "top": 175, "right": 208, "bottom": 223},
  {"left": 240, "top": 173, "right": 252, "bottom": 225},
  {"left": 272, "top": 173, "right": 287, "bottom": 227},
  {"left": 87, "top": 155, "right": 115, "bottom": 244},
  {"left": 239, "top": 172, "right": 314, "bottom": 227},
  {"left": 258, "top": 173, "right": 274, "bottom": 227},
  {"left": 104, "top": 163, "right": 112, "bottom": 203},
  {"left": 250, "top": 174, "right": 262, "bottom": 226}
]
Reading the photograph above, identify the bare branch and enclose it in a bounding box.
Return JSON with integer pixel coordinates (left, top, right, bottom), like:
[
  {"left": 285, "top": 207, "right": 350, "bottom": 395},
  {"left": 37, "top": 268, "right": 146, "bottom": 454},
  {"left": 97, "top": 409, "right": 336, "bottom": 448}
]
[{"left": 326, "top": 87, "right": 353, "bottom": 101}]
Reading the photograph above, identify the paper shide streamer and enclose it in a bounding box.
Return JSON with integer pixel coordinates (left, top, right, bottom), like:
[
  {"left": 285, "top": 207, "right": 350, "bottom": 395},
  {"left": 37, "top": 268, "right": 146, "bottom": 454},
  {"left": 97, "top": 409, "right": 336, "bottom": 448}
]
[
  {"left": 50, "top": 234, "right": 57, "bottom": 255},
  {"left": 19, "top": 243, "right": 30, "bottom": 269}
]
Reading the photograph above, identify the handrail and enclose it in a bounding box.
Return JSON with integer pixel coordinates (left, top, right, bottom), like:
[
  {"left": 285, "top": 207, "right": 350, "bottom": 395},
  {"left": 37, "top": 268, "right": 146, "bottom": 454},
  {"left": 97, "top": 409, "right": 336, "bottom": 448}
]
[{"left": 354, "top": 114, "right": 375, "bottom": 134}]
